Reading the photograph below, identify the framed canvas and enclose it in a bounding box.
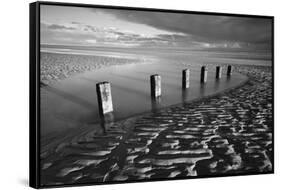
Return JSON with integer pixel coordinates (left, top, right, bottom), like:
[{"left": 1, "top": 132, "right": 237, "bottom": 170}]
[{"left": 29, "top": 1, "right": 274, "bottom": 188}]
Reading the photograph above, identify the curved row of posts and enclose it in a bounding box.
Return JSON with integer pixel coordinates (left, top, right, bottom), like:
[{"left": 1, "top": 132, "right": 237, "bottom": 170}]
[{"left": 96, "top": 65, "right": 233, "bottom": 118}]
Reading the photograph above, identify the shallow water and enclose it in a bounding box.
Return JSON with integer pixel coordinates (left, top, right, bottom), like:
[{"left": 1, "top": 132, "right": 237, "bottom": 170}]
[{"left": 41, "top": 58, "right": 247, "bottom": 136}]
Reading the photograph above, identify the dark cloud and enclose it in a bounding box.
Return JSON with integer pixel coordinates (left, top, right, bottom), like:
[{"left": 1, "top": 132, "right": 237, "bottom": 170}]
[
  {"left": 71, "top": 21, "right": 82, "bottom": 24},
  {"left": 98, "top": 9, "right": 272, "bottom": 45},
  {"left": 48, "top": 24, "right": 76, "bottom": 30},
  {"left": 84, "top": 25, "right": 101, "bottom": 32}
]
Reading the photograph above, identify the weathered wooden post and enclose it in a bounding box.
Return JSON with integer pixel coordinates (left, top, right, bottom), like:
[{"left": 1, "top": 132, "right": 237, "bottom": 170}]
[
  {"left": 182, "top": 69, "right": 190, "bottom": 89},
  {"left": 216, "top": 66, "right": 222, "bottom": 79},
  {"left": 96, "top": 82, "right": 113, "bottom": 117},
  {"left": 200, "top": 66, "right": 208, "bottom": 83},
  {"left": 227, "top": 65, "right": 232, "bottom": 76},
  {"left": 150, "top": 74, "right": 161, "bottom": 98}
]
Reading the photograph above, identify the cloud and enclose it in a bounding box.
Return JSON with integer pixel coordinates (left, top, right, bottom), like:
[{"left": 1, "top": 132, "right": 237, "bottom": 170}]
[
  {"left": 71, "top": 21, "right": 82, "bottom": 25},
  {"left": 86, "top": 39, "right": 97, "bottom": 44},
  {"left": 41, "top": 10, "right": 272, "bottom": 51},
  {"left": 47, "top": 24, "right": 76, "bottom": 30},
  {"left": 41, "top": 20, "right": 179, "bottom": 47},
  {"left": 96, "top": 9, "right": 272, "bottom": 47}
]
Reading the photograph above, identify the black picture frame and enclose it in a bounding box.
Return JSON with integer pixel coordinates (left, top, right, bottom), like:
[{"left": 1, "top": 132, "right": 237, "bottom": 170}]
[{"left": 30, "top": 1, "right": 274, "bottom": 188}]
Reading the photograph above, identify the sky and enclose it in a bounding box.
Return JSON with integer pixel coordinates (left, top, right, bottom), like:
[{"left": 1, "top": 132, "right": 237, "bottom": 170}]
[{"left": 40, "top": 5, "right": 272, "bottom": 51}]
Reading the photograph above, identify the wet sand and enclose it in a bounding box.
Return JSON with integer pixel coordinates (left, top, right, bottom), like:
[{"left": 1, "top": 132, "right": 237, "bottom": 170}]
[
  {"left": 40, "top": 65, "right": 272, "bottom": 186},
  {"left": 40, "top": 52, "right": 148, "bottom": 85}
]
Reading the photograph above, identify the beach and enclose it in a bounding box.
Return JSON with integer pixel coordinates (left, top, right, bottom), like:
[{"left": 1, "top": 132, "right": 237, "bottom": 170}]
[
  {"left": 40, "top": 57, "right": 272, "bottom": 185},
  {"left": 35, "top": 6, "right": 274, "bottom": 188},
  {"left": 40, "top": 52, "right": 148, "bottom": 85}
]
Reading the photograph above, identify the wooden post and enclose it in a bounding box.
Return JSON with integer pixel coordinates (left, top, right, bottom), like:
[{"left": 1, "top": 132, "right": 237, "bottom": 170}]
[
  {"left": 182, "top": 69, "right": 190, "bottom": 89},
  {"left": 216, "top": 66, "right": 222, "bottom": 79},
  {"left": 200, "top": 66, "right": 208, "bottom": 83},
  {"left": 96, "top": 82, "right": 113, "bottom": 117},
  {"left": 227, "top": 65, "right": 232, "bottom": 76},
  {"left": 150, "top": 74, "right": 161, "bottom": 98}
]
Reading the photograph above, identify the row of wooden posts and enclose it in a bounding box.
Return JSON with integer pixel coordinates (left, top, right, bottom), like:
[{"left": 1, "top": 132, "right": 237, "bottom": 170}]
[{"left": 96, "top": 65, "right": 233, "bottom": 117}]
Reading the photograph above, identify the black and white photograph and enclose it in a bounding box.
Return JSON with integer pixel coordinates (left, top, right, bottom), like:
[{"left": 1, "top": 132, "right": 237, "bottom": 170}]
[{"left": 30, "top": 1, "right": 273, "bottom": 188}]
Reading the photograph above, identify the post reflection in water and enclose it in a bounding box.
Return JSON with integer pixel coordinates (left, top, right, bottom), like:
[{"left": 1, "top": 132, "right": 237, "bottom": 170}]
[
  {"left": 214, "top": 78, "right": 220, "bottom": 91},
  {"left": 151, "top": 96, "right": 162, "bottom": 113},
  {"left": 181, "top": 88, "right": 189, "bottom": 103},
  {"left": 226, "top": 75, "right": 232, "bottom": 84},
  {"left": 99, "top": 112, "right": 115, "bottom": 134},
  {"left": 199, "top": 83, "right": 206, "bottom": 96}
]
